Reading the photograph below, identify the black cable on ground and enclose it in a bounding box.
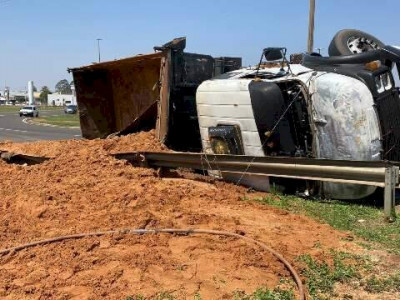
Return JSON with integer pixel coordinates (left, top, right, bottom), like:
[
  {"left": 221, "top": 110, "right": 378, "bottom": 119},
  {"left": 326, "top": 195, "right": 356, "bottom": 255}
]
[{"left": 0, "top": 228, "right": 306, "bottom": 300}]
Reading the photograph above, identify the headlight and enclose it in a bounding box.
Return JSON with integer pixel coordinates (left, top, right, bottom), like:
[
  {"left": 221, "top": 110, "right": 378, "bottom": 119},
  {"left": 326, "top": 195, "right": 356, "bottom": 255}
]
[
  {"left": 375, "top": 72, "right": 393, "bottom": 93},
  {"left": 375, "top": 76, "right": 384, "bottom": 93},
  {"left": 381, "top": 72, "right": 392, "bottom": 90},
  {"left": 210, "top": 138, "right": 230, "bottom": 154}
]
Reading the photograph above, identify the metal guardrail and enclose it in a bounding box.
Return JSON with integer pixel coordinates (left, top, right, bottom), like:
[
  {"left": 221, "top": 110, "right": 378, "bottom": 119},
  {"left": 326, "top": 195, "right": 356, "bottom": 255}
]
[{"left": 113, "top": 152, "right": 399, "bottom": 220}]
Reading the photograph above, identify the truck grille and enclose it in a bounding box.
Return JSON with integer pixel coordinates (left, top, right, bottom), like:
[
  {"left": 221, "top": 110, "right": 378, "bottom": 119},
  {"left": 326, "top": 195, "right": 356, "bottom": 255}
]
[{"left": 375, "top": 89, "right": 400, "bottom": 161}]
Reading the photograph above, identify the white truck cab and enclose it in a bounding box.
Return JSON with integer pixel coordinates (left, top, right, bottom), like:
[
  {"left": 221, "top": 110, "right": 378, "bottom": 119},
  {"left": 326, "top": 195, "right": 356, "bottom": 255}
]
[{"left": 197, "top": 45, "right": 400, "bottom": 199}]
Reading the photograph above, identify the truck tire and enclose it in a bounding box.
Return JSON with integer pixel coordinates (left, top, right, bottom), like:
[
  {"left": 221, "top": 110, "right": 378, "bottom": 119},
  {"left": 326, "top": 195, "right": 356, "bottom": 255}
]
[{"left": 328, "top": 29, "right": 384, "bottom": 56}]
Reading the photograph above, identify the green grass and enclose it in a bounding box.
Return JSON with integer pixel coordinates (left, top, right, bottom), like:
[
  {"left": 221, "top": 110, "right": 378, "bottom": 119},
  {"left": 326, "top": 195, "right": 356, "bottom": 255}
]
[
  {"left": 297, "top": 251, "right": 360, "bottom": 300},
  {"left": 234, "top": 287, "right": 295, "bottom": 300},
  {"left": 35, "top": 114, "right": 80, "bottom": 127},
  {"left": 193, "top": 293, "right": 202, "bottom": 300},
  {"left": 126, "top": 292, "right": 174, "bottom": 300},
  {"left": 127, "top": 296, "right": 145, "bottom": 300},
  {"left": 364, "top": 272, "right": 400, "bottom": 293},
  {"left": 250, "top": 194, "right": 400, "bottom": 254},
  {"left": 126, "top": 289, "right": 295, "bottom": 300},
  {"left": 296, "top": 250, "right": 400, "bottom": 298},
  {"left": 124, "top": 265, "right": 400, "bottom": 299},
  {"left": 0, "top": 105, "right": 62, "bottom": 112}
]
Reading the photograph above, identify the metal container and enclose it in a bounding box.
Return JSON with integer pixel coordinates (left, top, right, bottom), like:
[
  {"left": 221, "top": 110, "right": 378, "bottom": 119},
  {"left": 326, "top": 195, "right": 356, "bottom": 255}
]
[{"left": 69, "top": 37, "right": 241, "bottom": 151}]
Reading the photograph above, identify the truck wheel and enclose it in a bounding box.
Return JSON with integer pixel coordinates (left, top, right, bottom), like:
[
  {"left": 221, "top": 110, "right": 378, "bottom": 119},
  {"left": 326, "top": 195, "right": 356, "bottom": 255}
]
[{"left": 328, "top": 29, "right": 384, "bottom": 56}]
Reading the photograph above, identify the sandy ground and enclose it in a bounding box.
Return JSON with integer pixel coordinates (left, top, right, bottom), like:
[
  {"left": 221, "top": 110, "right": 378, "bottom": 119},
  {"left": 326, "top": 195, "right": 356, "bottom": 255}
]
[{"left": 0, "top": 131, "right": 392, "bottom": 299}]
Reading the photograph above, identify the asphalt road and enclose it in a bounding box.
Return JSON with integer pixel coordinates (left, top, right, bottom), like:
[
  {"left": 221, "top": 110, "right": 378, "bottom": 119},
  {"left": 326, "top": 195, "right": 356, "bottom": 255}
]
[{"left": 0, "top": 110, "right": 81, "bottom": 142}]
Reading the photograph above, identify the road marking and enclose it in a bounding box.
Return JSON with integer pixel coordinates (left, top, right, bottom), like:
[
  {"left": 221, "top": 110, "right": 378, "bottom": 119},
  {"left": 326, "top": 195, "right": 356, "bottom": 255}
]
[
  {"left": 0, "top": 127, "right": 28, "bottom": 133},
  {"left": 22, "top": 117, "right": 79, "bottom": 129},
  {"left": 0, "top": 115, "right": 5, "bottom": 117}
]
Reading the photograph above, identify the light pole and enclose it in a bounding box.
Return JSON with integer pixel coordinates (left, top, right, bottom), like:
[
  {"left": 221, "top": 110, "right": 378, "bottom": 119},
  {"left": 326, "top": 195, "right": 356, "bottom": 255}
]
[
  {"left": 96, "top": 38, "right": 102, "bottom": 63},
  {"left": 70, "top": 82, "right": 76, "bottom": 105},
  {"left": 307, "top": 0, "right": 316, "bottom": 53}
]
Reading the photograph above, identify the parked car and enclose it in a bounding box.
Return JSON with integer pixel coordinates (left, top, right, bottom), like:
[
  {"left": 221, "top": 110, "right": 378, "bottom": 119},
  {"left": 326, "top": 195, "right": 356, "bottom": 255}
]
[
  {"left": 19, "top": 105, "right": 39, "bottom": 117},
  {"left": 64, "top": 105, "right": 78, "bottom": 114}
]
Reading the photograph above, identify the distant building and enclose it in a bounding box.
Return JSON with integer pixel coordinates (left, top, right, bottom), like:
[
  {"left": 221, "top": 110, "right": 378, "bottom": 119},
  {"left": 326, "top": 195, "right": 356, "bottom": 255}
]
[
  {"left": 48, "top": 92, "right": 76, "bottom": 106},
  {"left": 0, "top": 87, "right": 43, "bottom": 105},
  {"left": 0, "top": 88, "right": 27, "bottom": 104},
  {"left": 0, "top": 90, "right": 5, "bottom": 102},
  {"left": 33, "top": 92, "right": 41, "bottom": 100}
]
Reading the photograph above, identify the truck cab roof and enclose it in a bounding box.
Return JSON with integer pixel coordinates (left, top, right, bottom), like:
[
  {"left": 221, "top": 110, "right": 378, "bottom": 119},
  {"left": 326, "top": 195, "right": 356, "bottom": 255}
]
[{"left": 212, "top": 64, "right": 313, "bottom": 81}]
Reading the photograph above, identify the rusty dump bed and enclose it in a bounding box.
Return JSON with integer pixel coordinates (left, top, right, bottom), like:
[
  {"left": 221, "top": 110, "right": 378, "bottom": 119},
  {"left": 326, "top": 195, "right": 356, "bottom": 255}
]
[
  {"left": 69, "top": 52, "right": 164, "bottom": 140},
  {"left": 69, "top": 38, "right": 242, "bottom": 150}
]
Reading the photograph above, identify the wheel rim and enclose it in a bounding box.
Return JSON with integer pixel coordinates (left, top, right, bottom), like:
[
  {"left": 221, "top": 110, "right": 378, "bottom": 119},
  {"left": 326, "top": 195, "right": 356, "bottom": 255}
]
[{"left": 346, "top": 36, "right": 380, "bottom": 54}]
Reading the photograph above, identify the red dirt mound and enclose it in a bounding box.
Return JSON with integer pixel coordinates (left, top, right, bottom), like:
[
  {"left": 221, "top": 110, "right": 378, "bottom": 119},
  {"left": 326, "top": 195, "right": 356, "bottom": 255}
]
[{"left": 0, "top": 131, "right": 355, "bottom": 299}]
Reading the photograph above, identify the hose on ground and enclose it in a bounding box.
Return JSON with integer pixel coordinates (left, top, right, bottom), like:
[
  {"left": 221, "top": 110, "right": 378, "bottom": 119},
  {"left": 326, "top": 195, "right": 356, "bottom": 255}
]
[{"left": 0, "top": 228, "right": 306, "bottom": 300}]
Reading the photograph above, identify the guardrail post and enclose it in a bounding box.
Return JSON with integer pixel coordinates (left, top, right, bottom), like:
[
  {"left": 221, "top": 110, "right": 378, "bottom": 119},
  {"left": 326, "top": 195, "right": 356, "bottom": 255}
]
[{"left": 384, "top": 166, "right": 398, "bottom": 222}]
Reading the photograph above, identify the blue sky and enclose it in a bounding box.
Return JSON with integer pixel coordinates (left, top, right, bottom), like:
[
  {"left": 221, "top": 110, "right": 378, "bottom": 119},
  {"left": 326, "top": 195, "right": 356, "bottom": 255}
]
[{"left": 0, "top": 0, "right": 399, "bottom": 90}]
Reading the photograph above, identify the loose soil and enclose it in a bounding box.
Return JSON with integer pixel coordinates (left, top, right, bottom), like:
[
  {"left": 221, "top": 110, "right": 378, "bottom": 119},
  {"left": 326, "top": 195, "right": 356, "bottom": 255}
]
[{"left": 0, "top": 131, "right": 393, "bottom": 299}]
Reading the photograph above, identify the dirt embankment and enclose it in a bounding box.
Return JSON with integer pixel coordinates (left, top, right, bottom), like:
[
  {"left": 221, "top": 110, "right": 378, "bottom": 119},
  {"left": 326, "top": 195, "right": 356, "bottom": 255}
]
[{"left": 0, "top": 131, "right": 356, "bottom": 299}]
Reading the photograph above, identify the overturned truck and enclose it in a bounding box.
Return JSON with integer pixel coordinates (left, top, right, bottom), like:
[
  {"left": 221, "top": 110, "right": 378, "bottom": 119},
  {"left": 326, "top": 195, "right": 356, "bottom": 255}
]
[{"left": 70, "top": 31, "right": 400, "bottom": 200}]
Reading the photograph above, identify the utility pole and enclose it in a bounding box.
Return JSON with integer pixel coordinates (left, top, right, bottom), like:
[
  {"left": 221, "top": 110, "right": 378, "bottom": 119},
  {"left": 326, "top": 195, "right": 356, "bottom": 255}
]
[
  {"left": 307, "top": 0, "right": 316, "bottom": 53},
  {"left": 96, "top": 38, "right": 102, "bottom": 63}
]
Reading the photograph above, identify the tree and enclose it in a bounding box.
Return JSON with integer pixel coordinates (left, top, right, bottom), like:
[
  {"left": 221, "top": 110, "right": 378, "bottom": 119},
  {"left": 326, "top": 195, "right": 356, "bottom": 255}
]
[
  {"left": 39, "top": 86, "right": 52, "bottom": 105},
  {"left": 55, "top": 79, "right": 72, "bottom": 95}
]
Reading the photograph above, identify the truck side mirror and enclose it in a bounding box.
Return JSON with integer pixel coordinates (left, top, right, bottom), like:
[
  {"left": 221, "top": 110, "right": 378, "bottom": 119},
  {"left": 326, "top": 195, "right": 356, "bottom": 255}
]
[{"left": 264, "top": 48, "right": 285, "bottom": 61}]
